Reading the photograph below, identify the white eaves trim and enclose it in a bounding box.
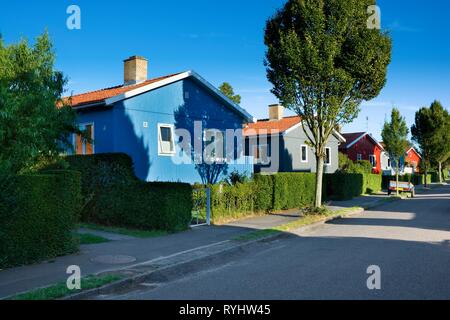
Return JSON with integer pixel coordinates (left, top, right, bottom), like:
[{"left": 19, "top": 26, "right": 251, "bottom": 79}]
[
  {"left": 345, "top": 132, "right": 384, "bottom": 151},
  {"left": 282, "top": 121, "right": 346, "bottom": 143},
  {"left": 104, "top": 70, "right": 256, "bottom": 123},
  {"left": 406, "top": 147, "right": 422, "bottom": 159}
]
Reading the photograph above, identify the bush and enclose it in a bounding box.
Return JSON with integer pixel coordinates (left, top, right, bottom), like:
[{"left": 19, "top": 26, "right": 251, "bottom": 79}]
[
  {"left": 364, "top": 174, "right": 382, "bottom": 194},
  {"left": 94, "top": 181, "right": 193, "bottom": 232},
  {"left": 253, "top": 174, "right": 274, "bottom": 212},
  {"left": 324, "top": 173, "right": 364, "bottom": 200},
  {"left": 210, "top": 182, "right": 256, "bottom": 223},
  {"left": 0, "top": 171, "right": 81, "bottom": 268},
  {"left": 271, "top": 173, "right": 316, "bottom": 210},
  {"left": 44, "top": 154, "right": 192, "bottom": 232}
]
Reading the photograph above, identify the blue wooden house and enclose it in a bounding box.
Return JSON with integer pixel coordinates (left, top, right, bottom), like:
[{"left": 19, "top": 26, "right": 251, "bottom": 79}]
[{"left": 68, "top": 56, "right": 254, "bottom": 184}]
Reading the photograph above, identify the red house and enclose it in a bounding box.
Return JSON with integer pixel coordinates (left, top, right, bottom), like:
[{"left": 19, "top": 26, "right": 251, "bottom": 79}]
[
  {"left": 404, "top": 147, "right": 422, "bottom": 173},
  {"left": 339, "top": 132, "right": 385, "bottom": 174}
]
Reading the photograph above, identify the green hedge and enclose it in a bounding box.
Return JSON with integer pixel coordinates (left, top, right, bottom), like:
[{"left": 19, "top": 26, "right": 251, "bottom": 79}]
[
  {"left": 363, "top": 174, "right": 382, "bottom": 194},
  {"left": 44, "top": 153, "right": 192, "bottom": 232},
  {"left": 324, "top": 173, "right": 364, "bottom": 201},
  {"left": 0, "top": 171, "right": 81, "bottom": 268},
  {"left": 271, "top": 173, "right": 316, "bottom": 210},
  {"left": 92, "top": 181, "right": 193, "bottom": 232}
]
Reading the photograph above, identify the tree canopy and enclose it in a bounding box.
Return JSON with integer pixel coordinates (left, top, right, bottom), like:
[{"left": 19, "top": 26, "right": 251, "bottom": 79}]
[
  {"left": 0, "top": 32, "right": 77, "bottom": 174},
  {"left": 264, "top": 0, "right": 391, "bottom": 206},
  {"left": 219, "top": 82, "right": 241, "bottom": 105}
]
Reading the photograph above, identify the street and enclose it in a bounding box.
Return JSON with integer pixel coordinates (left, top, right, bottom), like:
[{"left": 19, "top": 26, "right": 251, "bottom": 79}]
[{"left": 109, "top": 185, "right": 450, "bottom": 300}]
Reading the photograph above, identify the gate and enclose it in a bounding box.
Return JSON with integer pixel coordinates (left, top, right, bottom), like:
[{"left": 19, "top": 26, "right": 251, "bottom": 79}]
[{"left": 191, "top": 187, "right": 211, "bottom": 227}]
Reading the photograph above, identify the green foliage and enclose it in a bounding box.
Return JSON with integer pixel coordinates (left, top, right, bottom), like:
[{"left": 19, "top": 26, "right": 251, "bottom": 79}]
[
  {"left": 210, "top": 182, "right": 257, "bottom": 223},
  {"left": 10, "top": 274, "right": 122, "bottom": 300},
  {"left": 271, "top": 173, "right": 316, "bottom": 210},
  {"left": 253, "top": 174, "right": 275, "bottom": 211},
  {"left": 44, "top": 154, "right": 192, "bottom": 232},
  {"left": 224, "top": 170, "right": 250, "bottom": 186},
  {"left": 338, "top": 153, "right": 373, "bottom": 174},
  {"left": 338, "top": 153, "right": 354, "bottom": 172},
  {"left": 382, "top": 108, "right": 409, "bottom": 168},
  {"left": 96, "top": 181, "right": 192, "bottom": 232},
  {"left": 264, "top": 0, "right": 391, "bottom": 207},
  {"left": 324, "top": 173, "right": 364, "bottom": 200},
  {"left": 219, "top": 82, "right": 241, "bottom": 104},
  {"left": 325, "top": 172, "right": 382, "bottom": 200},
  {"left": 0, "top": 32, "right": 78, "bottom": 175},
  {"left": 0, "top": 171, "right": 81, "bottom": 268}
]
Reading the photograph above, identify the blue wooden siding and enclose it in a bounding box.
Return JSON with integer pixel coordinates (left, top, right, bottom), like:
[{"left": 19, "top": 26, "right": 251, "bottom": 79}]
[{"left": 74, "top": 77, "right": 253, "bottom": 184}]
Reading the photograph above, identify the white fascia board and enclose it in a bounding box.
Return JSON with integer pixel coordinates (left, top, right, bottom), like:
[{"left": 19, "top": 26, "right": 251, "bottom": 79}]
[
  {"left": 282, "top": 121, "right": 346, "bottom": 144},
  {"left": 105, "top": 70, "right": 256, "bottom": 123},
  {"left": 345, "top": 132, "right": 367, "bottom": 149}
]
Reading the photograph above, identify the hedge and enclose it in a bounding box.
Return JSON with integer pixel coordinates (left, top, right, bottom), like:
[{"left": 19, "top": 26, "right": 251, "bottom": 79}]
[
  {"left": 0, "top": 171, "right": 81, "bottom": 268},
  {"left": 210, "top": 173, "right": 316, "bottom": 223},
  {"left": 92, "top": 181, "right": 193, "bottom": 232},
  {"left": 44, "top": 153, "right": 192, "bottom": 232},
  {"left": 271, "top": 173, "right": 316, "bottom": 210}
]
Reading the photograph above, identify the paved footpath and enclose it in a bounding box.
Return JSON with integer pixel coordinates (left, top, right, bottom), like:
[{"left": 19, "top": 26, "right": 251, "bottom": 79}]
[
  {"left": 0, "top": 193, "right": 396, "bottom": 299},
  {"left": 113, "top": 184, "right": 450, "bottom": 300}
]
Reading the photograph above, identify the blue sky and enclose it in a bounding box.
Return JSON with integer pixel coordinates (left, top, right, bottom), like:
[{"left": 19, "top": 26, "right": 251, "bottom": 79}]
[{"left": 1, "top": 0, "right": 449, "bottom": 140}]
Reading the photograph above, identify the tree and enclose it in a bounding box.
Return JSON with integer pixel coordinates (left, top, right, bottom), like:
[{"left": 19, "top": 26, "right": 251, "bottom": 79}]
[
  {"left": 0, "top": 31, "right": 78, "bottom": 175},
  {"left": 219, "top": 82, "right": 241, "bottom": 104},
  {"left": 264, "top": 0, "right": 391, "bottom": 207},
  {"left": 428, "top": 101, "right": 450, "bottom": 183},
  {"left": 382, "top": 108, "right": 409, "bottom": 195}
]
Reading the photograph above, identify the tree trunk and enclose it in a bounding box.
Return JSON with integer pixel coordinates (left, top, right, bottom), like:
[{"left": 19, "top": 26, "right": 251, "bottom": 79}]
[
  {"left": 424, "top": 165, "right": 428, "bottom": 188},
  {"left": 438, "top": 161, "right": 443, "bottom": 184},
  {"left": 315, "top": 156, "right": 324, "bottom": 208},
  {"left": 396, "top": 161, "right": 400, "bottom": 196}
]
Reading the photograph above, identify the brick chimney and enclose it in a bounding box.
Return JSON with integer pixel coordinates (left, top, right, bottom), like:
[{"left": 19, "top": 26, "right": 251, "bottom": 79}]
[
  {"left": 268, "top": 104, "right": 284, "bottom": 121},
  {"left": 124, "top": 56, "right": 148, "bottom": 85}
]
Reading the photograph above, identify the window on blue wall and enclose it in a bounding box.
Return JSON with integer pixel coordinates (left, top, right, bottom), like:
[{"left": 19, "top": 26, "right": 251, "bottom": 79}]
[
  {"left": 74, "top": 123, "right": 94, "bottom": 155},
  {"left": 158, "top": 124, "right": 175, "bottom": 156}
]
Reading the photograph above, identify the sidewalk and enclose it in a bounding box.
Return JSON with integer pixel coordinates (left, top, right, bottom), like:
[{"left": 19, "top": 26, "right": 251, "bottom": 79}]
[{"left": 0, "top": 193, "right": 395, "bottom": 299}]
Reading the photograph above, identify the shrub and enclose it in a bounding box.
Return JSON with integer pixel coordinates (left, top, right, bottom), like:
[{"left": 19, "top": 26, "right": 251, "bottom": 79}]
[
  {"left": 253, "top": 174, "right": 274, "bottom": 212},
  {"left": 324, "top": 173, "right": 364, "bottom": 200},
  {"left": 44, "top": 153, "right": 192, "bottom": 232},
  {"left": 271, "top": 173, "right": 316, "bottom": 210},
  {"left": 0, "top": 171, "right": 81, "bottom": 268},
  {"left": 363, "top": 174, "right": 382, "bottom": 194},
  {"left": 94, "top": 181, "right": 193, "bottom": 232},
  {"left": 210, "top": 182, "right": 256, "bottom": 223}
]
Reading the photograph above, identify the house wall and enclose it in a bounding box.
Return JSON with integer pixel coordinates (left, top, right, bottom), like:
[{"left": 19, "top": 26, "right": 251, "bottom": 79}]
[
  {"left": 405, "top": 149, "right": 421, "bottom": 173},
  {"left": 249, "top": 125, "right": 341, "bottom": 174},
  {"left": 340, "top": 135, "right": 382, "bottom": 173},
  {"left": 107, "top": 77, "right": 253, "bottom": 183}
]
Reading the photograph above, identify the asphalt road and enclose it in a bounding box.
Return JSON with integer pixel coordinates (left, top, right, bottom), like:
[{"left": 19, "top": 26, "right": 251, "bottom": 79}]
[{"left": 111, "top": 185, "right": 450, "bottom": 300}]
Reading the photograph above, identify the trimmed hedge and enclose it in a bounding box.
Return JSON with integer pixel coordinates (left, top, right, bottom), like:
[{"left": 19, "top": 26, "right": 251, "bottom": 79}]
[
  {"left": 44, "top": 153, "right": 192, "bottom": 232},
  {"left": 210, "top": 173, "right": 316, "bottom": 223},
  {"left": 271, "top": 173, "right": 316, "bottom": 210},
  {"left": 324, "top": 173, "right": 364, "bottom": 201},
  {"left": 92, "top": 181, "right": 193, "bottom": 232},
  {"left": 364, "top": 174, "right": 382, "bottom": 194},
  {"left": 0, "top": 171, "right": 81, "bottom": 268}
]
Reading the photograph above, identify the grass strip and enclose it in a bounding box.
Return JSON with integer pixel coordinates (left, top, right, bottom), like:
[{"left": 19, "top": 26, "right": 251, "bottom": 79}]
[
  {"left": 232, "top": 207, "right": 363, "bottom": 242},
  {"left": 9, "top": 274, "right": 122, "bottom": 300}
]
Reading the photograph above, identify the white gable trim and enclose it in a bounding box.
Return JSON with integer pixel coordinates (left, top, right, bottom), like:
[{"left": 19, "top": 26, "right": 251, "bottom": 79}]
[
  {"left": 282, "top": 121, "right": 346, "bottom": 143},
  {"left": 406, "top": 147, "right": 422, "bottom": 159},
  {"left": 345, "top": 132, "right": 384, "bottom": 150},
  {"left": 104, "top": 70, "right": 255, "bottom": 123}
]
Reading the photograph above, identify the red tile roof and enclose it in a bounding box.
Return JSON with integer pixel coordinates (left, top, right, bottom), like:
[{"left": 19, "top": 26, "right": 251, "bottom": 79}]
[
  {"left": 243, "top": 116, "right": 301, "bottom": 136},
  {"left": 64, "top": 73, "right": 182, "bottom": 108}
]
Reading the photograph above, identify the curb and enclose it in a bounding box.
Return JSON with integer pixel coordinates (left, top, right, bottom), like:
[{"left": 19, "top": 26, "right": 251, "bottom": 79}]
[{"left": 63, "top": 199, "right": 394, "bottom": 300}]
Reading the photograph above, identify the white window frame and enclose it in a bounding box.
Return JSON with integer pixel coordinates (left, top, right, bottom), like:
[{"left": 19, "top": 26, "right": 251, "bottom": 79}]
[
  {"left": 369, "top": 154, "right": 376, "bottom": 168},
  {"left": 73, "top": 122, "right": 95, "bottom": 155},
  {"left": 324, "top": 147, "right": 331, "bottom": 166},
  {"left": 158, "top": 123, "right": 176, "bottom": 156},
  {"left": 357, "top": 153, "right": 363, "bottom": 161},
  {"left": 300, "top": 145, "right": 308, "bottom": 163}
]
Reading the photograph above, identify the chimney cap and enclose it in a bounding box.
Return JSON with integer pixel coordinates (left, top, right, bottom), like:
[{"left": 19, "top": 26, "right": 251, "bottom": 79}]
[{"left": 124, "top": 55, "right": 148, "bottom": 62}]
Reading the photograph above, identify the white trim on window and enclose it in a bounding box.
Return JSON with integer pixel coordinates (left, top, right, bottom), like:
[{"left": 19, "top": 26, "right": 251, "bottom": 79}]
[
  {"left": 324, "top": 147, "right": 331, "bottom": 166},
  {"left": 73, "top": 122, "right": 95, "bottom": 155},
  {"left": 158, "top": 123, "right": 176, "bottom": 156},
  {"left": 300, "top": 145, "right": 308, "bottom": 163}
]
